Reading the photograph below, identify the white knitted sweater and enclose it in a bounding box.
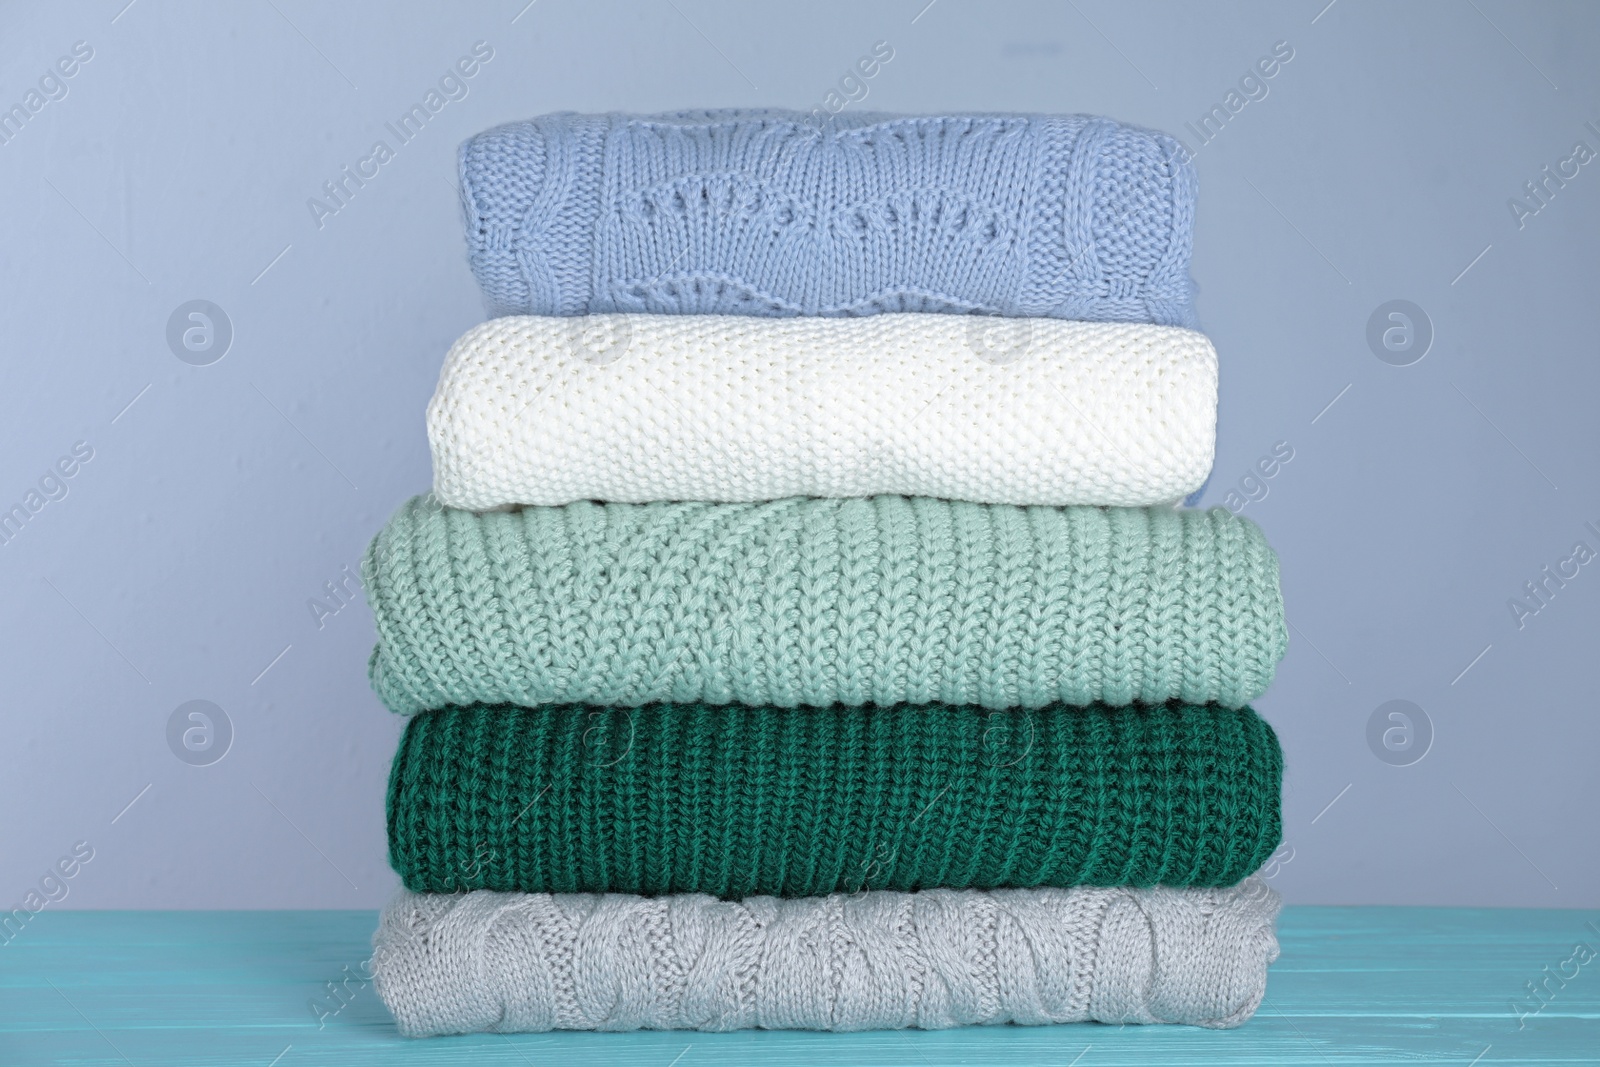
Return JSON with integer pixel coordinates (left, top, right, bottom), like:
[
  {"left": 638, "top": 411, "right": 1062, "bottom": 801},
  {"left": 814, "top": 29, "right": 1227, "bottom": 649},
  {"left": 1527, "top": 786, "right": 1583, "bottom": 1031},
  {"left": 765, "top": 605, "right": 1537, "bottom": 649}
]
[
  {"left": 373, "top": 880, "right": 1280, "bottom": 1035},
  {"left": 427, "top": 314, "right": 1217, "bottom": 508}
]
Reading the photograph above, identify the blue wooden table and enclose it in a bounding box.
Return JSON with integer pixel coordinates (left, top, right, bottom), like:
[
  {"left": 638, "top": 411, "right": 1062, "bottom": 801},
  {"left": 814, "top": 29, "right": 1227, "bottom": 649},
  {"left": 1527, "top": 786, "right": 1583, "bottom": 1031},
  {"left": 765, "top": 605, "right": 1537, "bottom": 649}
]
[{"left": 3, "top": 907, "right": 1595, "bottom": 1065}]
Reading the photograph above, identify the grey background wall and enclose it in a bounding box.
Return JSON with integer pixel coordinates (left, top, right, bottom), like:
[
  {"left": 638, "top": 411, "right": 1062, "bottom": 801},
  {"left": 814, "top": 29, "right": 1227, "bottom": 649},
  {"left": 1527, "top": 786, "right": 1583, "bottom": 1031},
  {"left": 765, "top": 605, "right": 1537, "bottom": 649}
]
[{"left": 2, "top": 0, "right": 1595, "bottom": 911}]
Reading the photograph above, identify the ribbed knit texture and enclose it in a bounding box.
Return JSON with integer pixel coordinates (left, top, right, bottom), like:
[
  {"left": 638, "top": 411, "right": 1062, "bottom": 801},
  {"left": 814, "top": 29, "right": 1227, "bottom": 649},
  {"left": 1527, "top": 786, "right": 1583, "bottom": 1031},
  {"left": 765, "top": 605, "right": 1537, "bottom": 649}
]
[
  {"left": 428, "top": 314, "right": 1218, "bottom": 509},
  {"left": 459, "top": 110, "right": 1198, "bottom": 326},
  {"left": 385, "top": 702, "right": 1283, "bottom": 897},
  {"left": 363, "top": 496, "right": 1286, "bottom": 714},
  {"left": 373, "top": 879, "right": 1282, "bottom": 1035}
]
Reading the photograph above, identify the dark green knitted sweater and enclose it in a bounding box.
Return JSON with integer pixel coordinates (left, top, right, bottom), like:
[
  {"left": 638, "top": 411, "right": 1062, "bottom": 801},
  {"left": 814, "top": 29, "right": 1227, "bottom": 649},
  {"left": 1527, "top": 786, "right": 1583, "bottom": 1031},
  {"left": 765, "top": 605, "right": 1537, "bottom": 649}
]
[{"left": 387, "top": 702, "right": 1282, "bottom": 898}]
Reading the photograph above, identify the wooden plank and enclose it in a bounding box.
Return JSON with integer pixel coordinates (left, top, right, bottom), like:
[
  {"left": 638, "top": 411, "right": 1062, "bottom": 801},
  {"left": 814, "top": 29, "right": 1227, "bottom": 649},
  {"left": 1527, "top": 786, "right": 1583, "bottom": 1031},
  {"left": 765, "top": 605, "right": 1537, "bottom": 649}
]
[{"left": 1, "top": 907, "right": 1595, "bottom": 1065}]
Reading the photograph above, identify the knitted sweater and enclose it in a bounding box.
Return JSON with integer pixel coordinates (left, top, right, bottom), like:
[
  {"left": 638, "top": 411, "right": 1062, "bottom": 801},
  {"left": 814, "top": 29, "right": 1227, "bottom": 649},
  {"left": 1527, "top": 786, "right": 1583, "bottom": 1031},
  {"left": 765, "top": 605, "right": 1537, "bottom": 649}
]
[
  {"left": 386, "top": 702, "right": 1283, "bottom": 897},
  {"left": 458, "top": 110, "right": 1198, "bottom": 325},
  {"left": 373, "top": 879, "right": 1282, "bottom": 1035},
  {"left": 428, "top": 314, "right": 1218, "bottom": 509},
  {"left": 364, "top": 496, "right": 1286, "bottom": 714}
]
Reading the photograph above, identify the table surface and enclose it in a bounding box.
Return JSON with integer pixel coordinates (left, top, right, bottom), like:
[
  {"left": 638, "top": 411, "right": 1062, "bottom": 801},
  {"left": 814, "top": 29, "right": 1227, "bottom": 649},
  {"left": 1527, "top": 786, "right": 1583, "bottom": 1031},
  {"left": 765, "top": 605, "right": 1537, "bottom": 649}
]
[{"left": 3, "top": 905, "right": 1596, "bottom": 1066}]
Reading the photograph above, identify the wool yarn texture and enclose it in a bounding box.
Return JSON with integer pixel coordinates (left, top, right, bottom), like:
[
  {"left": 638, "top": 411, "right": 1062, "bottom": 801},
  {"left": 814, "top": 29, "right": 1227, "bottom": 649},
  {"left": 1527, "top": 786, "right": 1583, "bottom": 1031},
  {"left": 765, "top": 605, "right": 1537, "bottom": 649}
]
[
  {"left": 363, "top": 495, "right": 1285, "bottom": 714},
  {"left": 428, "top": 314, "right": 1218, "bottom": 509},
  {"left": 459, "top": 110, "right": 1198, "bottom": 326},
  {"left": 385, "top": 702, "right": 1283, "bottom": 897},
  {"left": 373, "top": 879, "right": 1281, "bottom": 1035}
]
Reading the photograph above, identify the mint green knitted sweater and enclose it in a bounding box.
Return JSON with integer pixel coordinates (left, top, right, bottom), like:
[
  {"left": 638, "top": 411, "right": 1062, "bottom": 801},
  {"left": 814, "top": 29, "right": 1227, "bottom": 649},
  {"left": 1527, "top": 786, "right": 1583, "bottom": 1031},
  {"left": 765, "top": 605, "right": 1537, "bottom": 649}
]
[{"left": 364, "top": 496, "right": 1285, "bottom": 714}]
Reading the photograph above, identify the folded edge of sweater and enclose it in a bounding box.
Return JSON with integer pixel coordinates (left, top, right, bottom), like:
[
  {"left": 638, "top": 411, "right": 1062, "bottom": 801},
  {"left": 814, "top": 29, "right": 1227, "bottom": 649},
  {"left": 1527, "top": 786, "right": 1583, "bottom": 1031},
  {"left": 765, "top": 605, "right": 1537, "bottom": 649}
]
[
  {"left": 458, "top": 110, "right": 1198, "bottom": 326},
  {"left": 427, "top": 314, "right": 1218, "bottom": 509},
  {"left": 363, "top": 496, "right": 1286, "bottom": 714},
  {"left": 373, "top": 879, "right": 1281, "bottom": 1035}
]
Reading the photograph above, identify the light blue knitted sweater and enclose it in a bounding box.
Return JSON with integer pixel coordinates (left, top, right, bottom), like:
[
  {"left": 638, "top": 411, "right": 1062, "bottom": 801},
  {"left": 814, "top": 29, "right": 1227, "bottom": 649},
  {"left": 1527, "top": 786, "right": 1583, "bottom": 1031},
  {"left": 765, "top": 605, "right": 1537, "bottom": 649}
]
[{"left": 458, "top": 110, "right": 1198, "bottom": 325}]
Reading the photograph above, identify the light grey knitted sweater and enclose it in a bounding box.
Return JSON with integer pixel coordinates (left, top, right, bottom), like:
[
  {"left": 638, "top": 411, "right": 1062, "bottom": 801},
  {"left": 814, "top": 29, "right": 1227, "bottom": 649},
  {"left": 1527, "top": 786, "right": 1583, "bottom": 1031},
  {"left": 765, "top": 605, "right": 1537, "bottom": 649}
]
[{"left": 373, "top": 880, "right": 1281, "bottom": 1035}]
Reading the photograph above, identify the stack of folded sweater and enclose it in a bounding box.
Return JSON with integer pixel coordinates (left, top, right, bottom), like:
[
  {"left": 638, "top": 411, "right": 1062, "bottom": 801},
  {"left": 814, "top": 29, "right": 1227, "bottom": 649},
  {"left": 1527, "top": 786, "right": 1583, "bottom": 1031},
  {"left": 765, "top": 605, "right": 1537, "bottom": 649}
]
[{"left": 364, "top": 110, "right": 1288, "bottom": 1037}]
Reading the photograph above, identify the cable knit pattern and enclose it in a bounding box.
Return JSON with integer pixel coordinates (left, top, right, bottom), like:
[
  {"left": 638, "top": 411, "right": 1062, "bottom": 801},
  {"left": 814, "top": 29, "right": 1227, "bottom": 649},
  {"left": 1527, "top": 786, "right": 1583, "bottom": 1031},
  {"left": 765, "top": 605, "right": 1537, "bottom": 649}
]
[
  {"left": 458, "top": 110, "right": 1198, "bottom": 325},
  {"left": 428, "top": 314, "right": 1217, "bottom": 509},
  {"left": 373, "top": 879, "right": 1281, "bottom": 1035},
  {"left": 363, "top": 496, "right": 1285, "bottom": 714},
  {"left": 385, "top": 702, "right": 1283, "bottom": 896}
]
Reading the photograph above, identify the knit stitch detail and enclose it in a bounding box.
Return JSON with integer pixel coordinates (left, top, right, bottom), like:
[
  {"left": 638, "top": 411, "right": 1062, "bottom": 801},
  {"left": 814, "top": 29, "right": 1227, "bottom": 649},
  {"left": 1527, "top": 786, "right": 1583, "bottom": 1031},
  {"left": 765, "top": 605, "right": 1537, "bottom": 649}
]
[
  {"left": 427, "top": 314, "right": 1218, "bottom": 509},
  {"left": 384, "top": 702, "right": 1283, "bottom": 896},
  {"left": 363, "top": 497, "right": 1286, "bottom": 714},
  {"left": 372, "top": 879, "right": 1282, "bottom": 1034},
  {"left": 458, "top": 110, "right": 1198, "bottom": 325}
]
